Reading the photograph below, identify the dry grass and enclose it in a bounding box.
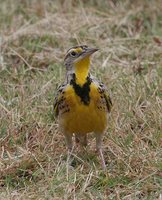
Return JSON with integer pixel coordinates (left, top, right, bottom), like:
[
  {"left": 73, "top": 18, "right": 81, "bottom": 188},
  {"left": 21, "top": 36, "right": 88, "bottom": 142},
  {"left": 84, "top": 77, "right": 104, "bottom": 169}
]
[{"left": 0, "top": 0, "right": 162, "bottom": 199}]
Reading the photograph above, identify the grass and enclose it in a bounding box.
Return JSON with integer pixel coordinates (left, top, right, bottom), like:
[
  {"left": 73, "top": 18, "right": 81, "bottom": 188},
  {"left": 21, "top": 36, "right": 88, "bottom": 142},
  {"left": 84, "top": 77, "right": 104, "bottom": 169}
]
[{"left": 0, "top": 0, "right": 162, "bottom": 199}]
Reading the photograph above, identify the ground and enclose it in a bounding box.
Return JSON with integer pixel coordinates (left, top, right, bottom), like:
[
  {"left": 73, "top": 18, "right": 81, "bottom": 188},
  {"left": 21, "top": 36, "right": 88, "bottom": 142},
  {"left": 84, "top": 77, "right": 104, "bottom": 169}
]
[{"left": 0, "top": 0, "right": 162, "bottom": 199}]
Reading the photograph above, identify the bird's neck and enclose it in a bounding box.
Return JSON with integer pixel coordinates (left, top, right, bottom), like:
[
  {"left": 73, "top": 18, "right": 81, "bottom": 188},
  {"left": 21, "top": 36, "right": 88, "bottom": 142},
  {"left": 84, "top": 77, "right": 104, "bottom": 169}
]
[{"left": 74, "top": 57, "right": 90, "bottom": 86}]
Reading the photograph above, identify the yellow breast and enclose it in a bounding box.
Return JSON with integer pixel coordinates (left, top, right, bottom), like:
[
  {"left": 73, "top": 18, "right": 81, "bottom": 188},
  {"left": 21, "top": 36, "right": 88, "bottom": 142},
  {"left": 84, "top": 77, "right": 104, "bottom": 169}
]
[{"left": 59, "top": 83, "right": 108, "bottom": 134}]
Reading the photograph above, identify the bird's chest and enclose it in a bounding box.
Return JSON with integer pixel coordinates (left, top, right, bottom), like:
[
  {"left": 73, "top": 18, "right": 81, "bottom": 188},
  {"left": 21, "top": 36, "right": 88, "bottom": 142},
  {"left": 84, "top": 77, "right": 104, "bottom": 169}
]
[
  {"left": 64, "top": 82, "right": 100, "bottom": 108},
  {"left": 59, "top": 83, "right": 107, "bottom": 133},
  {"left": 60, "top": 84, "right": 106, "bottom": 133}
]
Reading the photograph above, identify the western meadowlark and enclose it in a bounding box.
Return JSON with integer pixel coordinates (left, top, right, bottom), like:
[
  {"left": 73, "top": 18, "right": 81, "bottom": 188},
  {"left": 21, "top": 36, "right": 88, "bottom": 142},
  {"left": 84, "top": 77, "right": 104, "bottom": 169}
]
[{"left": 54, "top": 45, "right": 112, "bottom": 169}]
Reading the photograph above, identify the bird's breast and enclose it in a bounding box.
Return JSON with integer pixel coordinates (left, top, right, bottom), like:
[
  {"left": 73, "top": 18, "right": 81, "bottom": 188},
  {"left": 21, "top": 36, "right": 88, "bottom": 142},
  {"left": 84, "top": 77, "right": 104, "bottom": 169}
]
[{"left": 59, "top": 82, "right": 108, "bottom": 134}]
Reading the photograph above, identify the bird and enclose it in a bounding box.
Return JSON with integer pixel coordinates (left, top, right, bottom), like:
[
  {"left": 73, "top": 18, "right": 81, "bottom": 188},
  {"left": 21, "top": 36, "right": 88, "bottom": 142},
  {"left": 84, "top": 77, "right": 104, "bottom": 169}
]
[{"left": 53, "top": 45, "right": 112, "bottom": 170}]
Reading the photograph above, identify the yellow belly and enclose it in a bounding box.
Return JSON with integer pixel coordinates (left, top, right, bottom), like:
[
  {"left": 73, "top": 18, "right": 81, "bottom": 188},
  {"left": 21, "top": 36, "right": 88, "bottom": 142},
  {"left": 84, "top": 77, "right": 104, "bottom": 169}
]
[{"left": 59, "top": 84, "right": 108, "bottom": 134}]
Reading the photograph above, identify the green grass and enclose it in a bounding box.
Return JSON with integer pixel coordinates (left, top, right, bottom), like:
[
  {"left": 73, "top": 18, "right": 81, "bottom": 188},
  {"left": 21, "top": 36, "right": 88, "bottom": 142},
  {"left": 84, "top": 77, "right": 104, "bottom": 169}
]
[{"left": 0, "top": 0, "right": 162, "bottom": 199}]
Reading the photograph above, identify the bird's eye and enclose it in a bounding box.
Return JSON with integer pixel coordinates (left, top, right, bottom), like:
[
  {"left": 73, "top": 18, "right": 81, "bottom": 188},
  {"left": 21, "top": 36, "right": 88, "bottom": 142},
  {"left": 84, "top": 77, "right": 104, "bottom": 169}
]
[{"left": 70, "top": 51, "right": 77, "bottom": 57}]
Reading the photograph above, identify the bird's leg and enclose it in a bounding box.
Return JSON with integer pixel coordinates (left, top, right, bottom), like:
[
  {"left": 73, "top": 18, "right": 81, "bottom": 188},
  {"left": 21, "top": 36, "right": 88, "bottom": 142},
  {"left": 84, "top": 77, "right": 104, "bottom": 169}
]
[
  {"left": 82, "top": 134, "right": 87, "bottom": 147},
  {"left": 75, "top": 134, "right": 80, "bottom": 145},
  {"left": 64, "top": 133, "right": 73, "bottom": 160},
  {"left": 95, "top": 133, "right": 106, "bottom": 170},
  {"left": 64, "top": 133, "right": 73, "bottom": 180}
]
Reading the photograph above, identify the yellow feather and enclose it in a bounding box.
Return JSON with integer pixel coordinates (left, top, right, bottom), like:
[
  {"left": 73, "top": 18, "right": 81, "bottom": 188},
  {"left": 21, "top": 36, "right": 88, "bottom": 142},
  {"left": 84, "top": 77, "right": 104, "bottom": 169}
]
[
  {"left": 74, "top": 56, "right": 90, "bottom": 85},
  {"left": 59, "top": 83, "right": 108, "bottom": 134}
]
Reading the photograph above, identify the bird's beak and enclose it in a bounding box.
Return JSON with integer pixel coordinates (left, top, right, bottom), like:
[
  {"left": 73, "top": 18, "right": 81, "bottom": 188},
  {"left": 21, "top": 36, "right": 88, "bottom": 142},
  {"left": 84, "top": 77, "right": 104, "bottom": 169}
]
[
  {"left": 82, "top": 47, "right": 99, "bottom": 58},
  {"left": 74, "top": 47, "right": 99, "bottom": 64}
]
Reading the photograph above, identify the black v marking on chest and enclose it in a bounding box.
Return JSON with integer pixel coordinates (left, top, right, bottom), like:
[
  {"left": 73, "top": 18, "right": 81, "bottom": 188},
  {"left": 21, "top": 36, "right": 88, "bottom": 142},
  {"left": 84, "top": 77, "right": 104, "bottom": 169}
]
[{"left": 70, "top": 74, "right": 92, "bottom": 105}]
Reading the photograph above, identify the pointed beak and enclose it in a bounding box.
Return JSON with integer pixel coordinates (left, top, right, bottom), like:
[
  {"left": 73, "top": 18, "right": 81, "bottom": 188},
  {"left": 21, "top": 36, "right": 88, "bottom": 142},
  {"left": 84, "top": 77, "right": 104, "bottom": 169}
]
[
  {"left": 87, "top": 47, "right": 99, "bottom": 54},
  {"left": 83, "top": 47, "right": 99, "bottom": 57}
]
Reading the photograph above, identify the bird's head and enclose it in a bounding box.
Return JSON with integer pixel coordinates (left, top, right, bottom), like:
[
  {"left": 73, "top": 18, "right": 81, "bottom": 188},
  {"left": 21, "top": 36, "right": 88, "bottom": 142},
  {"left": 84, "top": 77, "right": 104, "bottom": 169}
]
[{"left": 64, "top": 45, "right": 99, "bottom": 73}]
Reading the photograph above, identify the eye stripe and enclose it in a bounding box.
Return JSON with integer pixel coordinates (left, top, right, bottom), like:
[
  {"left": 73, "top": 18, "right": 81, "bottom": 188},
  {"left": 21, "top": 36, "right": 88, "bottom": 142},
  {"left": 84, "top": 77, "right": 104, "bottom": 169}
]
[
  {"left": 64, "top": 45, "right": 88, "bottom": 61},
  {"left": 75, "top": 47, "right": 82, "bottom": 53},
  {"left": 67, "top": 45, "right": 88, "bottom": 53}
]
